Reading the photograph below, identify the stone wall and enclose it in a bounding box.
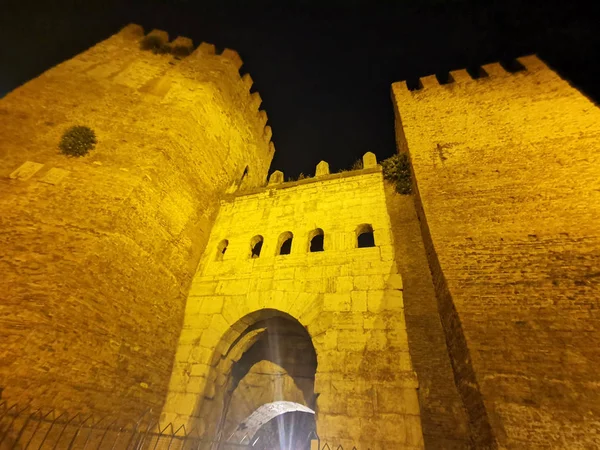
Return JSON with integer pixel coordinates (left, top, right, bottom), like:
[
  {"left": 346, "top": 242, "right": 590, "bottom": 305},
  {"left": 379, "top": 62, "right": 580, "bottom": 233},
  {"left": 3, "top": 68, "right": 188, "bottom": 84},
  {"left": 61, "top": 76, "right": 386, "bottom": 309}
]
[
  {"left": 384, "top": 186, "right": 470, "bottom": 449},
  {"left": 392, "top": 55, "right": 600, "bottom": 448},
  {"left": 163, "top": 162, "right": 425, "bottom": 449},
  {"left": 0, "top": 24, "right": 273, "bottom": 420}
]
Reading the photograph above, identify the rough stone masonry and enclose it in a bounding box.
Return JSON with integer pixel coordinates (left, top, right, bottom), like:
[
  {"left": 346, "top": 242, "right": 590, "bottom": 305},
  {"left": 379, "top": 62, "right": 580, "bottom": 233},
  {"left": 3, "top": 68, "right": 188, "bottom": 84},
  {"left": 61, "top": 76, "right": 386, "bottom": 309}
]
[{"left": 1, "top": 21, "right": 599, "bottom": 450}]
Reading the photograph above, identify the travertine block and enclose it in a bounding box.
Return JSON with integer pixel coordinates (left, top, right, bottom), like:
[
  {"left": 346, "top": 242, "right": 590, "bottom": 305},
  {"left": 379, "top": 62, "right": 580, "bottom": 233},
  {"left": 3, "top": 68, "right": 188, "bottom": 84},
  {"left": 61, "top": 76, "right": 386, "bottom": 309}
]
[
  {"left": 268, "top": 170, "right": 284, "bottom": 185},
  {"left": 316, "top": 160, "right": 330, "bottom": 176},
  {"left": 362, "top": 151, "right": 377, "bottom": 168},
  {"left": 9, "top": 161, "right": 44, "bottom": 180}
]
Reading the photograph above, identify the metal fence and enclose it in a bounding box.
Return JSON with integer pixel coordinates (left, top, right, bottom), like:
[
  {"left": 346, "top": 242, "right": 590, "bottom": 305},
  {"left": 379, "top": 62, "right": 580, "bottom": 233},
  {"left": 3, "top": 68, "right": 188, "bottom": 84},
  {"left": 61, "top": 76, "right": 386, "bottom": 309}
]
[
  {"left": 0, "top": 402, "right": 258, "bottom": 450},
  {"left": 0, "top": 402, "right": 360, "bottom": 450}
]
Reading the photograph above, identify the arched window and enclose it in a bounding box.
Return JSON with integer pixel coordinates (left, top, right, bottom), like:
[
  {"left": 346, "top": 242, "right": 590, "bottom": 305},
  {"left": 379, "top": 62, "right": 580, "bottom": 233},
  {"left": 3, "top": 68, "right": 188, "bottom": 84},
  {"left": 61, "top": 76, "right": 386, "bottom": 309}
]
[
  {"left": 216, "top": 239, "right": 229, "bottom": 261},
  {"left": 250, "top": 235, "right": 264, "bottom": 258},
  {"left": 356, "top": 224, "right": 375, "bottom": 248},
  {"left": 308, "top": 228, "right": 324, "bottom": 252},
  {"left": 277, "top": 231, "right": 293, "bottom": 256}
]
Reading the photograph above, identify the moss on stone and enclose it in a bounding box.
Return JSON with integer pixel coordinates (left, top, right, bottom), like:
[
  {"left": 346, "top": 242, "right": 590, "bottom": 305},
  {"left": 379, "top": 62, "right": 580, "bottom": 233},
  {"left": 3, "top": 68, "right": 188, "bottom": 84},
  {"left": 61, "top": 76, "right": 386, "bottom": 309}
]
[{"left": 59, "top": 125, "right": 97, "bottom": 157}]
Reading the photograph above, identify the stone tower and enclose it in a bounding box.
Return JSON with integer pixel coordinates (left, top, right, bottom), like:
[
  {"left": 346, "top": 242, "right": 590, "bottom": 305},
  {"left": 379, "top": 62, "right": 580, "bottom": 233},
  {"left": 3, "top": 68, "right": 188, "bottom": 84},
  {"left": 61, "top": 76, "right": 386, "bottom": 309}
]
[
  {"left": 392, "top": 55, "right": 600, "bottom": 448},
  {"left": 0, "top": 24, "right": 274, "bottom": 420}
]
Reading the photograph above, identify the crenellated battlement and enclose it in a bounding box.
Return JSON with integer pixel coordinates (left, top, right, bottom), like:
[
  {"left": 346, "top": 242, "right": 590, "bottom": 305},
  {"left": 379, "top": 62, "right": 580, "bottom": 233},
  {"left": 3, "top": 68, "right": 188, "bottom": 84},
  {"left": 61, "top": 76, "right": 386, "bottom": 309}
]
[
  {"left": 232, "top": 151, "right": 382, "bottom": 197},
  {"left": 107, "top": 24, "right": 274, "bottom": 161},
  {"left": 394, "top": 55, "right": 550, "bottom": 94}
]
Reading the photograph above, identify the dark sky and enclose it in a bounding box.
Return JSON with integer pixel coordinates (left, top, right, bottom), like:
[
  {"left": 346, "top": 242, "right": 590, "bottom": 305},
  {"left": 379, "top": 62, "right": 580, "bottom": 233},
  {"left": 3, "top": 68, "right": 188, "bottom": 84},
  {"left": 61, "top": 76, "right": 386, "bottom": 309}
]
[{"left": 1, "top": 0, "right": 599, "bottom": 177}]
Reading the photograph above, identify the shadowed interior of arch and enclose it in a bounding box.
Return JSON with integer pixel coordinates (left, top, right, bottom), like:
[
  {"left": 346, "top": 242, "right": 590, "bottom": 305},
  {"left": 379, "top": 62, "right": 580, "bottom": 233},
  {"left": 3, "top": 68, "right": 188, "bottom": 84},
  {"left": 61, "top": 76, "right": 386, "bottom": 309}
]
[
  {"left": 195, "top": 310, "right": 318, "bottom": 447},
  {"left": 308, "top": 228, "right": 324, "bottom": 252},
  {"left": 216, "top": 239, "right": 229, "bottom": 261},
  {"left": 356, "top": 223, "right": 375, "bottom": 248},
  {"left": 250, "top": 235, "right": 264, "bottom": 258},
  {"left": 277, "top": 231, "right": 294, "bottom": 255}
]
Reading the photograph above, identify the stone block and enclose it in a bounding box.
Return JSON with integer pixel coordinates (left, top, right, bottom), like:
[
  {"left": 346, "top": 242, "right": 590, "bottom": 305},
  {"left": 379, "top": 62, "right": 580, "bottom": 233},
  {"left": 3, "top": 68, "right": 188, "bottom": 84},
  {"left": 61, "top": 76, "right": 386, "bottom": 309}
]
[
  {"left": 199, "top": 297, "right": 223, "bottom": 314},
  {"left": 333, "top": 312, "right": 364, "bottom": 329},
  {"left": 385, "top": 273, "right": 404, "bottom": 290},
  {"left": 268, "top": 170, "right": 284, "bottom": 185},
  {"left": 362, "top": 151, "right": 377, "bottom": 168},
  {"left": 384, "top": 289, "right": 404, "bottom": 310},
  {"left": 190, "top": 348, "right": 213, "bottom": 366},
  {"left": 317, "top": 350, "right": 346, "bottom": 373},
  {"left": 324, "top": 293, "right": 351, "bottom": 311},
  {"left": 317, "top": 393, "right": 347, "bottom": 415},
  {"left": 186, "top": 376, "right": 207, "bottom": 394},
  {"left": 39, "top": 167, "right": 70, "bottom": 185},
  {"left": 9, "top": 161, "right": 44, "bottom": 180},
  {"left": 189, "top": 281, "right": 218, "bottom": 296},
  {"left": 316, "top": 160, "right": 330, "bottom": 176},
  {"left": 338, "top": 329, "right": 368, "bottom": 351},
  {"left": 367, "top": 290, "right": 385, "bottom": 312},
  {"left": 366, "top": 330, "right": 388, "bottom": 351},
  {"left": 336, "top": 275, "right": 354, "bottom": 292},
  {"left": 351, "top": 290, "right": 367, "bottom": 311},
  {"left": 175, "top": 344, "right": 193, "bottom": 362}
]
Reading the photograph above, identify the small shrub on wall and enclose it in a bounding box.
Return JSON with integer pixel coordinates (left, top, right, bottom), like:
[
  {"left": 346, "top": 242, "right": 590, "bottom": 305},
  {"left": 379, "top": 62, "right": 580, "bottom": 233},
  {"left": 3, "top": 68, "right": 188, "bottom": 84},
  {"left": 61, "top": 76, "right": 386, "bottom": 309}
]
[
  {"left": 140, "top": 35, "right": 171, "bottom": 54},
  {"left": 382, "top": 153, "right": 412, "bottom": 194},
  {"left": 171, "top": 45, "right": 193, "bottom": 57},
  {"left": 59, "top": 126, "right": 97, "bottom": 157}
]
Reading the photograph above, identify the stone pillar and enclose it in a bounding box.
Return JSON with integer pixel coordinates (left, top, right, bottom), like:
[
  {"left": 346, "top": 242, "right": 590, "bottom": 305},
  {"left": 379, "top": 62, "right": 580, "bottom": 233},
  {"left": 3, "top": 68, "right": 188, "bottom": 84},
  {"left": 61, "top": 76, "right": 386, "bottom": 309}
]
[
  {"left": 362, "top": 152, "right": 377, "bottom": 168},
  {"left": 268, "top": 170, "right": 284, "bottom": 185},
  {"left": 316, "top": 161, "right": 330, "bottom": 176}
]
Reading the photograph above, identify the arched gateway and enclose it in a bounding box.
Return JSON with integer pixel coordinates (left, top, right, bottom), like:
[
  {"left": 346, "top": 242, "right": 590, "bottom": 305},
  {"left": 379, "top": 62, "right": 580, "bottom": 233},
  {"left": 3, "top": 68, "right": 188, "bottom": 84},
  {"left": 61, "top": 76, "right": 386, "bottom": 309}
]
[
  {"left": 162, "top": 162, "right": 424, "bottom": 449},
  {"left": 195, "top": 310, "right": 318, "bottom": 446}
]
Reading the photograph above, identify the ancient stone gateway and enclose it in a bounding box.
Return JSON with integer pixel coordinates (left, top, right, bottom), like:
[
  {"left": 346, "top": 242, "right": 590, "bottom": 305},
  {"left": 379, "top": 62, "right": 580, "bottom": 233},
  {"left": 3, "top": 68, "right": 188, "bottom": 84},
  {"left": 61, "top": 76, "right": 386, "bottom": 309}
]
[{"left": 162, "top": 164, "right": 425, "bottom": 449}]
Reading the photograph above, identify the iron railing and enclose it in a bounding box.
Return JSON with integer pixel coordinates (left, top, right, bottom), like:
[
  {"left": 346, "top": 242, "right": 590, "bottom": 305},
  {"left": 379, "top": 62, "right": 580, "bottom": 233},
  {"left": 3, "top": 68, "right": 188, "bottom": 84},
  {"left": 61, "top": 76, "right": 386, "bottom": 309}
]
[{"left": 0, "top": 402, "right": 360, "bottom": 450}]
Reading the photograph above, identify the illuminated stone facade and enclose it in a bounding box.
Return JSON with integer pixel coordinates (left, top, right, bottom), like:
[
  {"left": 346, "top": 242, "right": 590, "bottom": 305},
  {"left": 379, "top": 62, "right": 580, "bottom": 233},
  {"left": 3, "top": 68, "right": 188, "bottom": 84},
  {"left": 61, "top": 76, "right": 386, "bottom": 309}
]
[
  {"left": 0, "top": 23, "right": 598, "bottom": 450},
  {"left": 162, "top": 158, "right": 423, "bottom": 449},
  {"left": 0, "top": 24, "right": 273, "bottom": 419},
  {"left": 393, "top": 56, "right": 600, "bottom": 448}
]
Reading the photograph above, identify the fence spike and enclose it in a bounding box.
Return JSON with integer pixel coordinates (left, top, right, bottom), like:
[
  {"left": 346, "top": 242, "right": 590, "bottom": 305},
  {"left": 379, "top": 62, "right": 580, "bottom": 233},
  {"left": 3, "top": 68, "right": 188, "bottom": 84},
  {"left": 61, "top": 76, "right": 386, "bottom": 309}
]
[
  {"left": 0, "top": 404, "right": 31, "bottom": 447},
  {"left": 109, "top": 424, "right": 126, "bottom": 450},
  {"left": 9, "top": 408, "right": 40, "bottom": 450},
  {"left": 123, "top": 409, "right": 150, "bottom": 449},
  {"left": 23, "top": 409, "right": 48, "bottom": 450},
  {"left": 0, "top": 402, "right": 19, "bottom": 423},
  {"left": 51, "top": 413, "right": 80, "bottom": 450},
  {"left": 96, "top": 417, "right": 118, "bottom": 449},
  {"left": 136, "top": 419, "right": 158, "bottom": 450},
  {"left": 66, "top": 414, "right": 94, "bottom": 450}
]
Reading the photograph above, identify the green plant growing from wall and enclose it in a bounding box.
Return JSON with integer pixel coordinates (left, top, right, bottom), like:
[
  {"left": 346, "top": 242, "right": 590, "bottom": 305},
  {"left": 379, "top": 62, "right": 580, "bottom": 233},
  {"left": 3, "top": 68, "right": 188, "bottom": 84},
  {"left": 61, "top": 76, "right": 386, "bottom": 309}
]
[
  {"left": 382, "top": 153, "right": 412, "bottom": 194},
  {"left": 171, "top": 45, "right": 193, "bottom": 57},
  {"left": 140, "top": 35, "right": 171, "bottom": 54},
  {"left": 59, "top": 126, "right": 97, "bottom": 157},
  {"left": 351, "top": 159, "right": 364, "bottom": 170}
]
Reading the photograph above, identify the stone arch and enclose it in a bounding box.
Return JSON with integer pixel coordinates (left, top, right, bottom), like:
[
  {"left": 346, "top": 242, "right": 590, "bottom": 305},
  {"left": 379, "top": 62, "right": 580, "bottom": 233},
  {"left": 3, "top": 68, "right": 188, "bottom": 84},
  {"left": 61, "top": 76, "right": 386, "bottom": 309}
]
[
  {"left": 227, "top": 401, "right": 315, "bottom": 446},
  {"left": 193, "top": 309, "right": 319, "bottom": 442}
]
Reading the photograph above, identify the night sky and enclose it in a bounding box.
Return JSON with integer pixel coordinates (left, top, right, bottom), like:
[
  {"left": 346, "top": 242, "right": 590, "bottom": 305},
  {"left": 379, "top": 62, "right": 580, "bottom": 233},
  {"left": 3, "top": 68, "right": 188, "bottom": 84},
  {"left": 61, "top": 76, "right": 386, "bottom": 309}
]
[{"left": 1, "top": 0, "right": 599, "bottom": 177}]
